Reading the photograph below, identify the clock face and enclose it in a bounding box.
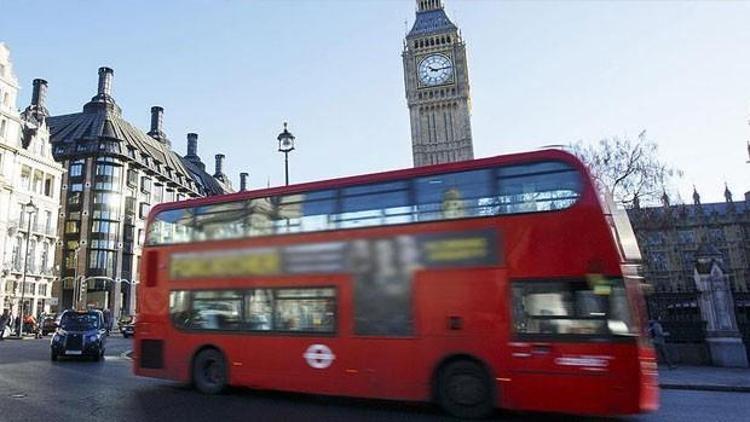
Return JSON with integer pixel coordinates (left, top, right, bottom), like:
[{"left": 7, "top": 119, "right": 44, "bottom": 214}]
[{"left": 418, "top": 54, "right": 454, "bottom": 86}]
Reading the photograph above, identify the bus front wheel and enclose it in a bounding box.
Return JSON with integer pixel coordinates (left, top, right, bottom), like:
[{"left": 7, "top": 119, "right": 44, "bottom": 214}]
[
  {"left": 437, "top": 360, "right": 494, "bottom": 419},
  {"left": 193, "top": 349, "right": 228, "bottom": 394}
]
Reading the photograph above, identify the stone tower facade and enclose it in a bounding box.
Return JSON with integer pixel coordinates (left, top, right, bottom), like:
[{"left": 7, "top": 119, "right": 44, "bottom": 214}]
[{"left": 403, "top": 0, "right": 474, "bottom": 167}]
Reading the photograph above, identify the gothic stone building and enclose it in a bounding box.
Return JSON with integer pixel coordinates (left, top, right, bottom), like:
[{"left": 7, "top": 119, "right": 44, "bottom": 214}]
[
  {"left": 0, "top": 43, "right": 65, "bottom": 320},
  {"left": 628, "top": 190, "right": 750, "bottom": 294},
  {"left": 47, "top": 67, "right": 231, "bottom": 317},
  {"left": 403, "top": 0, "right": 474, "bottom": 167},
  {"left": 628, "top": 189, "right": 750, "bottom": 362}
]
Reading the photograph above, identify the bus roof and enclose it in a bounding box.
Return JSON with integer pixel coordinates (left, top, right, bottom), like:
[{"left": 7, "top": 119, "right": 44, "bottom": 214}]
[{"left": 148, "top": 148, "right": 586, "bottom": 219}]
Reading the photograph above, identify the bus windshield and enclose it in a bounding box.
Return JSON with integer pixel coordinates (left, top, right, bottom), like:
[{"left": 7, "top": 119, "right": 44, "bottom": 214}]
[{"left": 600, "top": 191, "right": 642, "bottom": 262}]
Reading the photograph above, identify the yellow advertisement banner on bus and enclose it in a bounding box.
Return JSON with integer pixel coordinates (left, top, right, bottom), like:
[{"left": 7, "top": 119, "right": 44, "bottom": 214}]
[{"left": 169, "top": 229, "right": 499, "bottom": 281}]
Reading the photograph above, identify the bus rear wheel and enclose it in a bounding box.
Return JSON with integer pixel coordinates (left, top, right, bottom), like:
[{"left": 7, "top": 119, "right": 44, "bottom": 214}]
[
  {"left": 193, "top": 349, "right": 227, "bottom": 395},
  {"left": 437, "top": 360, "right": 494, "bottom": 419}
]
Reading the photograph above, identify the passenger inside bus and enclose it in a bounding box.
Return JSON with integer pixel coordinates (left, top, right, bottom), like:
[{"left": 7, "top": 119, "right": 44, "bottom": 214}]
[{"left": 441, "top": 188, "right": 465, "bottom": 219}]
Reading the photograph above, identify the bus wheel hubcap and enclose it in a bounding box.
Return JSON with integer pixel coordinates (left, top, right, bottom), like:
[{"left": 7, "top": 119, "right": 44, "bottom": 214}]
[
  {"left": 448, "top": 374, "right": 484, "bottom": 405},
  {"left": 205, "top": 360, "right": 222, "bottom": 384}
]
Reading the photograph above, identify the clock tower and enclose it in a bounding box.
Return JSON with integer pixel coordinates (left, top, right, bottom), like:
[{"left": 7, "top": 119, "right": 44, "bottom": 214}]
[{"left": 403, "top": 0, "right": 473, "bottom": 167}]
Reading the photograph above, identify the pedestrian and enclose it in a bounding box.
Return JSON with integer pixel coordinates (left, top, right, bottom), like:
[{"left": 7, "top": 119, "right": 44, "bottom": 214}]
[
  {"left": 35, "top": 312, "right": 44, "bottom": 339},
  {"left": 649, "top": 319, "right": 675, "bottom": 369},
  {"left": 0, "top": 309, "right": 9, "bottom": 341},
  {"left": 11, "top": 313, "right": 18, "bottom": 335},
  {"left": 103, "top": 309, "right": 112, "bottom": 333},
  {"left": 24, "top": 313, "right": 36, "bottom": 336}
]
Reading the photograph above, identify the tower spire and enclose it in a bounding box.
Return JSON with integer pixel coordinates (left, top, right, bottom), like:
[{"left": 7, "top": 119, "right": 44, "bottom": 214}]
[
  {"left": 725, "top": 183, "right": 733, "bottom": 203},
  {"left": 417, "top": 0, "right": 444, "bottom": 12},
  {"left": 692, "top": 185, "right": 701, "bottom": 206}
]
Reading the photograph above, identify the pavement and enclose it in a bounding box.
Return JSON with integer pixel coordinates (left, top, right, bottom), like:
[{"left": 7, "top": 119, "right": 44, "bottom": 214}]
[
  {"left": 4, "top": 337, "right": 750, "bottom": 421},
  {"left": 9, "top": 332, "right": 750, "bottom": 394},
  {"left": 658, "top": 364, "right": 750, "bottom": 393}
]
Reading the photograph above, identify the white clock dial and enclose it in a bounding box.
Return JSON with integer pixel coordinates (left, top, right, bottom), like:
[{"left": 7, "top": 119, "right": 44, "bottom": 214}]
[{"left": 418, "top": 54, "right": 454, "bottom": 86}]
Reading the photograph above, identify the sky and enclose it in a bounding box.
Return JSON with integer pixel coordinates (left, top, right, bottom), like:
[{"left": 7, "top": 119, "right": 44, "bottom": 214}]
[{"left": 1, "top": 0, "right": 748, "bottom": 203}]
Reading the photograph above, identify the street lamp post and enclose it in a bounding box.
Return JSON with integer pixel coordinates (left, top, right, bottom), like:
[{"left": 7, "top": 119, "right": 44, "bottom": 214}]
[
  {"left": 17, "top": 199, "right": 38, "bottom": 337},
  {"left": 71, "top": 245, "right": 81, "bottom": 311},
  {"left": 277, "top": 122, "right": 296, "bottom": 186}
]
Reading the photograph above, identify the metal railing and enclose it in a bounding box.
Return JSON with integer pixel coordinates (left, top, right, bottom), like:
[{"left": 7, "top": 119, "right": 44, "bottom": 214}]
[{"left": 647, "top": 289, "right": 707, "bottom": 343}]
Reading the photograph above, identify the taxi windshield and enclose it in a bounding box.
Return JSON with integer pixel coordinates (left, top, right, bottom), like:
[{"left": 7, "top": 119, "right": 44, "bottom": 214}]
[{"left": 60, "top": 313, "right": 99, "bottom": 331}]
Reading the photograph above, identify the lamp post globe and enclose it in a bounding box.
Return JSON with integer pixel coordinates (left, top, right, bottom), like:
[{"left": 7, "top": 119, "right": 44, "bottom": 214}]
[{"left": 277, "top": 122, "right": 295, "bottom": 186}]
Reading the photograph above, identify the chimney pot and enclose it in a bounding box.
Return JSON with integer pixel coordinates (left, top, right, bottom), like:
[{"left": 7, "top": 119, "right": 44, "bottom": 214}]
[
  {"left": 186, "top": 133, "right": 198, "bottom": 157},
  {"left": 97, "top": 66, "right": 114, "bottom": 97},
  {"left": 31, "top": 79, "right": 48, "bottom": 110},
  {"left": 240, "top": 172, "right": 249, "bottom": 191},
  {"left": 150, "top": 106, "right": 164, "bottom": 133},
  {"left": 214, "top": 153, "right": 226, "bottom": 177}
]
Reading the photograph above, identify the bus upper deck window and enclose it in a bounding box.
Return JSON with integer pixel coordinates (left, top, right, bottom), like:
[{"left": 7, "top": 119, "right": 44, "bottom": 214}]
[{"left": 496, "top": 161, "right": 582, "bottom": 214}]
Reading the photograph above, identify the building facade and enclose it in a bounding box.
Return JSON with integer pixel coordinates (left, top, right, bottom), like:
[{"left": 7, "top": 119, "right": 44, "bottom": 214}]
[
  {"left": 403, "top": 0, "right": 474, "bottom": 167},
  {"left": 0, "top": 43, "right": 65, "bottom": 319},
  {"left": 628, "top": 189, "right": 750, "bottom": 364},
  {"left": 47, "top": 67, "right": 230, "bottom": 318},
  {"left": 628, "top": 190, "right": 750, "bottom": 294}
]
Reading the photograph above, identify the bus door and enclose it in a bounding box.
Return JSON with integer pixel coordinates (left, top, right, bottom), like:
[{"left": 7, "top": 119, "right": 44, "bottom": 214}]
[{"left": 505, "top": 278, "right": 622, "bottom": 414}]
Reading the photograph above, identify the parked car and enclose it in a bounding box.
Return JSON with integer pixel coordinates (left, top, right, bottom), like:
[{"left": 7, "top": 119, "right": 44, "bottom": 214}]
[
  {"left": 119, "top": 315, "right": 135, "bottom": 338},
  {"left": 41, "top": 314, "right": 58, "bottom": 336},
  {"left": 50, "top": 310, "right": 107, "bottom": 361}
]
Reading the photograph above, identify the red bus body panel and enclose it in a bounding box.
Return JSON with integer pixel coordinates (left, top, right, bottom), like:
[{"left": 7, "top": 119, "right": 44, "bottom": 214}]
[{"left": 134, "top": 149, "right": 658, "bottom": 416}]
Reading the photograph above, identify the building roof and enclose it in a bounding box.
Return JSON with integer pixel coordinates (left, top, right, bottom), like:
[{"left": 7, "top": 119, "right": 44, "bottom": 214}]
[
  {"left": 628, "top": 199, "right": 749, "bottom": 227},
  {"left": 407, "top": 8, "right": 457, "bottom": 38},
  {"left": 181, "top": 157, "right": 227, "bottom": 196},
  {"left": 47, "top": 68, "right": 228, "bottom": 197}
]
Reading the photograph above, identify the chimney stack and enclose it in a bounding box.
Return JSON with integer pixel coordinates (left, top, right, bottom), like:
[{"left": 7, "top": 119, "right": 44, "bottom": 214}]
[
  {"left": 240, "top": 172, "right": 249, "bottom": 191},
  {"left": 147, "top": 106, "right": 170, "bottom": 145},
  {"left": 31, "top": 79, "right": 48, "bottom": 110},
  {"left": 150, "top": 106, "right": 164, "bottom": 134},
  {"left": 97, "top": 67, "right": 114, "bottom": 97},
  {"left": 214, "top": 154, "right": 226, "bottom": 177},
  {"left": 187, "top": 133, "right": 198, "bottom": 157}
]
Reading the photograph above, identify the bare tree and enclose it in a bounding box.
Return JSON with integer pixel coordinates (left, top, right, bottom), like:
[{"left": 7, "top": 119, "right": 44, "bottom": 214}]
[{"left": 571, "top": 131, "right": 681, "bottom": 208}]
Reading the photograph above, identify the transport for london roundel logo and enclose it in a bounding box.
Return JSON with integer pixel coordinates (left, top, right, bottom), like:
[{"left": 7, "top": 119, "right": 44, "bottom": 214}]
[{"left": 303, "top": 344, "right": 335, "bottom": 369}]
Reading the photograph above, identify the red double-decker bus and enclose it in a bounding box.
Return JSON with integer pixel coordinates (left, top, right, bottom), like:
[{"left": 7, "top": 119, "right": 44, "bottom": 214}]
[{"left": 134, "top": 149, "right": 658, "bottom": 418}]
